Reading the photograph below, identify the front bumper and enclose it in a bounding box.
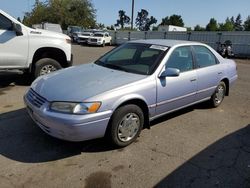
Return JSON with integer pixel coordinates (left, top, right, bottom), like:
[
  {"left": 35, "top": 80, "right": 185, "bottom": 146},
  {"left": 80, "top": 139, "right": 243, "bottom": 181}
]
[
  {"left": 78, "top": 38, "right": 88, "bottom": 43},
  {"left": 88, "top": 41, "right": 103, "bottom": 46},
  {"left": 67, "top": 54, "right": 73, "bottom": 67},
  {"left": 24, "top": 93, "right": 112, "bottom": 142}
]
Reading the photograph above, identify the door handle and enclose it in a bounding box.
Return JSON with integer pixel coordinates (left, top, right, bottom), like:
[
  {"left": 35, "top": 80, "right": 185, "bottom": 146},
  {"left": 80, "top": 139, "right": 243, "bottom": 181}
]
[
  {"left": 190, "top": 79, "right": 197, "bottom": 82},
  {"left": 218, "top": 72, "right": 223, "bottom": 75}
]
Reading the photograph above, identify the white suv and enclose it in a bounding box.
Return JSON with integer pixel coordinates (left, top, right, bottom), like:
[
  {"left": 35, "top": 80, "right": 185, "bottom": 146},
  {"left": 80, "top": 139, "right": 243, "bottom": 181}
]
[
  {"left": 88, "top": 32, "right": 112, "bottom": 47},
  {"left": 0, "top": 9, "right": 72, "bottom": 78}
]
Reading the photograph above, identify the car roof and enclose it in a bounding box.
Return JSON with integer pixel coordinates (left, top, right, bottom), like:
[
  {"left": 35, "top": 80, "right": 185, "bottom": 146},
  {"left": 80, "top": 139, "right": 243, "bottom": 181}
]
[{"left": 128, "top": 39, "right": 203, "bottom": 47}]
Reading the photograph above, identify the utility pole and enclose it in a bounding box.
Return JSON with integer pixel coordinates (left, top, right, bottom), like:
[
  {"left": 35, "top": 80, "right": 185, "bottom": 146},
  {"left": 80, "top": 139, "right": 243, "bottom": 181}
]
[{"left": 131, "top": 0, "right": 134, "bottom": 30}]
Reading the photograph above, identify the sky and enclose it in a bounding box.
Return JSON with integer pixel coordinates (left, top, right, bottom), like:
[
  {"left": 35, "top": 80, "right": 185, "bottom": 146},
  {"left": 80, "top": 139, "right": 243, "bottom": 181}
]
[{"left": 1, "top": 0, "right": 250, "bottom": 28}]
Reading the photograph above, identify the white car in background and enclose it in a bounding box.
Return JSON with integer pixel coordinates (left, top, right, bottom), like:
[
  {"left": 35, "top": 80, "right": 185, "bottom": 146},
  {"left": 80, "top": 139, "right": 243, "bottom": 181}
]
[
  {"left": 88, "top": 32, "right": 112, "bottom": 47},
  {"left": 77, "top": 32, "right": 93, "bottom": 44}
]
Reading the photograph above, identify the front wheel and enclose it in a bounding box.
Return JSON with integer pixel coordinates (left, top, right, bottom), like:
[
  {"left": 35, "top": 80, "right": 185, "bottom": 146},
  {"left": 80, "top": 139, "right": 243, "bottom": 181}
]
[
  {"left": 210, "top": 81, "right": 226, "bottom": 107},
  {"left": 102, "top": 41, "right": 106, "bottom": 47},
  {"left": 34, "top": 58, "right": 62, "bottom": 78},
  {"left": 109, "top": 104, "right": 144, "bottom": 147}
]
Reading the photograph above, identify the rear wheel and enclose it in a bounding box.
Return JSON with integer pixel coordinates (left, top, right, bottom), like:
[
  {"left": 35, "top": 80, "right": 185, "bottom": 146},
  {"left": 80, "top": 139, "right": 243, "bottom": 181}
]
[
  {"left": 210, "top": 81, "right": 226, "bottom": 107},
  {"left": 34, "top": 58, "right": 62, "bottom": 78},
  {"left": 109, "top": 104, "right": 144, "bottom": 147}
]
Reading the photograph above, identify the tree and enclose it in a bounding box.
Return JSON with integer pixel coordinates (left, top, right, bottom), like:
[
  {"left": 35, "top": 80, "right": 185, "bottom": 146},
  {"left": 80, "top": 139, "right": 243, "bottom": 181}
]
[
  {"left": 23, "top": 0, "right": 49, "bottom": 26},
  {"left": 115, "top": 10, "right": 130, "bottom": 29},
  {"left": 235, "top": 14, "right": 243, "bottom": 31},
  {"left": 135, "top": 9, "right": 157, "bottom": 31},
  {"left": 230, "top": 16, "right": 235, "bottom": 27},
  {"left": 219, "top": 17, "right": 234, "bottom": 31},
  {"left": 96, "top": 23, "right": 105, "bottom": 29},
  {"left": 194, "top": 24, "right": 205, "bottom": 31},
  {"left": 206, "top": 18, "right": 218, "bottom": 31},
  {"left": 160, "top": 14, "right": 184, "bottom": 27},
  {"left": 23, "top": 0, "right": 96, "bottom": 29},
  {"left": 144, "top": 16, "right": 157, "bottom": 31},
  {"left": 244, "top": 16, "right": 250, "bottom": 31}
]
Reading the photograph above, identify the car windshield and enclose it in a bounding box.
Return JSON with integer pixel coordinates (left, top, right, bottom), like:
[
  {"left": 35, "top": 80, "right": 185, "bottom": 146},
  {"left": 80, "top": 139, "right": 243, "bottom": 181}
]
[
  {"left": 94, "top": 33, "right": 104, "bottom": 37},
  {"left": 71, "top": 27, "right": 82, "bottom": 32},
  {"left": 95, "top": 43, "right": 168, "bottom": 75}
]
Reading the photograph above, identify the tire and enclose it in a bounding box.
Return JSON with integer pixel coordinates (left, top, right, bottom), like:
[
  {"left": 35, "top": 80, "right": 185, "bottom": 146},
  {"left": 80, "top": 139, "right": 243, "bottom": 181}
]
[
  {"left": 102, "top": 41, "right": 105, "bottom": 47},
  {"left": 34, "top": 58, "right": 62, "bottom": 78},
  {"left": 109, "top": 40, "right": 112, "bottom": 46},
  {"left": 109, "top": 104, "right": 144, "bottom": 147},
  {"left": 210, "top": 81, "right": 226, "bottom": 107}
]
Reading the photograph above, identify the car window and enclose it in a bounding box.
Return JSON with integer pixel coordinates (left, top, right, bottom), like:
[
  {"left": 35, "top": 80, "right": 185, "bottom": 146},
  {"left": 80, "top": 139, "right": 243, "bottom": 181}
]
[
  {"left": 193, "top": 46, "right": 217, "bottom": 68},
  {"left": 0, "top": 14, "right": 12, "bottom": 30},
  {"left": 166, "top": 46, "right": 193, "bottom": 72}
]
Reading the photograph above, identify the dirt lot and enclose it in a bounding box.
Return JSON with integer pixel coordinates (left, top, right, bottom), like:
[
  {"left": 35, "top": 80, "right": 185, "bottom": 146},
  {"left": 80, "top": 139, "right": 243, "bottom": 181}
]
[{"left": 0, "top": 45, "right": 249, "bottom": 188}]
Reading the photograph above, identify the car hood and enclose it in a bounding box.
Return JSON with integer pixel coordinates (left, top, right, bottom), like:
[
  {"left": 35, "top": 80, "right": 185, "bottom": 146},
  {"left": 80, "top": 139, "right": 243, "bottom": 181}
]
[{"left": 31, "top": 63, "right": 146, "bottom": 102}]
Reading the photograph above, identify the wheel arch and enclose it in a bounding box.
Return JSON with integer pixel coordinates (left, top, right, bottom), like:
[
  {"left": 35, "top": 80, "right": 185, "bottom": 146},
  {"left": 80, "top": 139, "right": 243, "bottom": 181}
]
[
  {"left": 221, "top": 78, "right": 229, "bottom": 96},
  {"left": 106, "top": 97, "right": 150, "bottom": 137},
  {"left": 31, "top": 47, "right": 68, "bottom": 71}
]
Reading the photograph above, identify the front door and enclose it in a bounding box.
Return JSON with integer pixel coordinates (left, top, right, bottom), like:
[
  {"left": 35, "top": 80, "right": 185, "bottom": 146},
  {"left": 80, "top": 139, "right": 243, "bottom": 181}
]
[
  {"left": 156, "top": 46, "right": 197, "bottom": 116},
  {"left": 0, "top": 13, "right": 28, "bottom": 68}
]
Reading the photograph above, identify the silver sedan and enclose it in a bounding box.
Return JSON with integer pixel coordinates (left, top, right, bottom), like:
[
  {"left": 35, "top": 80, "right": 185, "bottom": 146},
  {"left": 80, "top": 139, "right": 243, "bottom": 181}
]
[{"left": 24, "top": 40, "right": 238, "bottom": 147}]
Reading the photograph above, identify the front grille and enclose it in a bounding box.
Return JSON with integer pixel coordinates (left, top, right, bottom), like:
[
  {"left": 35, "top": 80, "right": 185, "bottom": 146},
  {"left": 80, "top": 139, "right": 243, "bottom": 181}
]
[
  {"left": 26, "top": 89, "right": 47, "bottom": 108},
  {"left": 91, "top": 39, "right": 97, "bottom": 42}
]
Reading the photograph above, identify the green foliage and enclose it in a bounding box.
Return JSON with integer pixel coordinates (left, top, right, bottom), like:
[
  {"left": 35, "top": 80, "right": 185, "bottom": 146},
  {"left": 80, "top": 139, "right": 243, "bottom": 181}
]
[
  {"left": 219, "top": 17, "right": 234, "bottom": 31},
  {"left": 206, "top": 18, "right": 218, "bottom": 31},
  {"left": 235, "top": 14, "right": 243, "bottom": 31},
  {"left": 135, "top": 9, "right": 157, "bottom": 31},
  {"left": 194, "top": 25, "right": 205, "bottom": 31},
  {"left": 160, "top": 14, "right": 184, "bottom": 27},
  {"left": 244, "top": 16, "right": 250, "bottom": 31},
  {"left": 23, "top": 0, "right": 96, "bottom": 30},
  {"left": 115, "top": 10, "right": 130, "bottom": 29}
]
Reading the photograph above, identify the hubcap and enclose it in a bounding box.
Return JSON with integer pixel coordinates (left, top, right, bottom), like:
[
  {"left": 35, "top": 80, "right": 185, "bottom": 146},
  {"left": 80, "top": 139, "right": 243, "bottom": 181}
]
[
  {"left": 214, "top": 85, "right": 225, "bottom": 104},
  {"left": 117, "top": 113, "right": 140, "bottom": 142},
  {"left": 40, "top": 65, "right": 57, "bottom": 76}
]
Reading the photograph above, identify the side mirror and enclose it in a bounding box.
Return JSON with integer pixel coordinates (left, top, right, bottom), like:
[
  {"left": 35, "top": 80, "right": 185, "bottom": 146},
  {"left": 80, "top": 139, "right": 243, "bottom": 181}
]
[
  {"left": 12, "top": 23, "right": 23, "bottom": 36},
  {"left": 159, "top": 68, "right": 180, "bottom": 78}
]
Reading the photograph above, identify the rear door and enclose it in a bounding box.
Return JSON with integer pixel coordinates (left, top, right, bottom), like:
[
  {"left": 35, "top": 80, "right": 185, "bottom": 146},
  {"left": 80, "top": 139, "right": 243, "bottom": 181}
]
[
  {"left": 192, "top": 45, "right": 224, "bottom": 101},
  {"left": 0, "top": 13, "right": 28, "bottom": 68}
]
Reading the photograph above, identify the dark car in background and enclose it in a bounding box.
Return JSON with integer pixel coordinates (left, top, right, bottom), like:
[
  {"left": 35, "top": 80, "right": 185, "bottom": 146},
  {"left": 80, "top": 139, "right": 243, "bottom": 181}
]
[{"left": 67, "top": 26, "right": 83, "bottom": 43}]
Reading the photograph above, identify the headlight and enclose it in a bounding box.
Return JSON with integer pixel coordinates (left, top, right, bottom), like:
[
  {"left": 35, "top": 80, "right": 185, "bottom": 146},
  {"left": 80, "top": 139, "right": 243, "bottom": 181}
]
[
  {"left": 66, "top": 38, "right": 71, "bottom": 44},
  {"left": 50, "top": 102, "right": 101, "bottom": 114}
]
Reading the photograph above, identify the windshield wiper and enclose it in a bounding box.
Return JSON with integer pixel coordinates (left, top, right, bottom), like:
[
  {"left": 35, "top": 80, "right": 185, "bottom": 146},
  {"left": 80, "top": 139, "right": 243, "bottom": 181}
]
[{"left": 95, "top": 61, "right": 128, "bottom": 72}]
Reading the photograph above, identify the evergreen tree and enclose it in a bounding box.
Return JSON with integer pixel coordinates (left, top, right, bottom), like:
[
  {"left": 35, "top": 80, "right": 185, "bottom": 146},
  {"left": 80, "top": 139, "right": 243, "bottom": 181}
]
[
  {"left": 244, "top": 16, "right": 250, "bottom": 31},
  {"left": 235, "top": 14, "right": 243, "bottom": 31},
  {"left": 206, "top": 18, "right": 218, "bottom": 31}
]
